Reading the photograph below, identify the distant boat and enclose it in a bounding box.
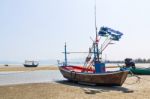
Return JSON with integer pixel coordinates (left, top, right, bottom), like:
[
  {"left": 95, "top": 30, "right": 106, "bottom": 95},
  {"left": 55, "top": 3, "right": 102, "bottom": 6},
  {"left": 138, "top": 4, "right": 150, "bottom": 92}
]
[
  {"left": 4, "top": 64, "right": 8, "bottom": 66},
  {"left": 23, "top": 60, "right": 39, "bottom": 67}
]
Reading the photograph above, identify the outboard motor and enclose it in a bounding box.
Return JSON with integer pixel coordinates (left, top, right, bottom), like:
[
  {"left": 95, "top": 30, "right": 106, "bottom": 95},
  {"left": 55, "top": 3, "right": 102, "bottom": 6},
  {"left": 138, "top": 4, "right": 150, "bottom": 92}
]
[{"left": 124, "top": 58, "right": 135, "bottom": 69}]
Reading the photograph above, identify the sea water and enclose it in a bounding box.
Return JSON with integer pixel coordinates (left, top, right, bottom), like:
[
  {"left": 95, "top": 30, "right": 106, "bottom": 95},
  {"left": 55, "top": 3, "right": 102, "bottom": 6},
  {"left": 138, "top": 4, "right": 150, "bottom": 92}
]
[{"left": 0, "top": 70, "right": 65, "bottom": 86}]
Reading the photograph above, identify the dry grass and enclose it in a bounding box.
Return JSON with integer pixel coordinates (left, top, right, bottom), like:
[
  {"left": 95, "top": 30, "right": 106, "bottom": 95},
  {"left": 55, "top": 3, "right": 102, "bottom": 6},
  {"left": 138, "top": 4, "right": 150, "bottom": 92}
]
[{"left": 0, "top": 76, "right": 150, "bottom": 99}]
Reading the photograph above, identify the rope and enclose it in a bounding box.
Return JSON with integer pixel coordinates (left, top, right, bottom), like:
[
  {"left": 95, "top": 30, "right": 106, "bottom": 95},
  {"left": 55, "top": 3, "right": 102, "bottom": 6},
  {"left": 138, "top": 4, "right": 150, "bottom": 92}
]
[
  {"left": 124, "top": 71, "right": 141, "bottom": 85},
  {"left": 118, "top": 65, "right": 141, "bottom": 85},
  {"left": 120, "top": 65, "right": 150, "bottom": 85}
]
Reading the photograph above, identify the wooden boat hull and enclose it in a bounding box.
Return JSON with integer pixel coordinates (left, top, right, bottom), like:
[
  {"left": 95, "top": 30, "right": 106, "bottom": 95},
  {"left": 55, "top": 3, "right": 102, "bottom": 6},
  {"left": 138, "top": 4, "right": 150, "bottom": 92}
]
[
  {"left": 130, "top": 67, "right": 150, "bottom": 75},
  {"left": 24, "top": 64, "right": 38, "bottom": 67},
  {"left": 23, "top": 60, "right": 39, "bottom": 67},
  {"left": 59, "top": 66, "right": 129, "bottom": 86}
]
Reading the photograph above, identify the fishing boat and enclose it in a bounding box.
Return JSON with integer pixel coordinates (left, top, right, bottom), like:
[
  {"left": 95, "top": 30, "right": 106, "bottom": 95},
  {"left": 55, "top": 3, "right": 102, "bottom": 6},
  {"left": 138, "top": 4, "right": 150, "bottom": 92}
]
[
  {"left": 23, "top": 60, "right": 39, "bottom": 67},
  {"left": 124, "top": 65, "right": 150, "bottom": 75},
  {"left": 124, "top": 58, "right": 150, "bottom": 75},
  {"left": 58, "top": 1, "right": 129, "bottom": 86},
  {"left": 130, "top": 67, "right": 150, "bottom": 75},
  {"left": 121, "top": 58, "right": 150, "bottom": 75},
  {"left": 59, "top": 66, "right": 129, "bottom": 86},
  {"left": 59, "top": 26, "right": 129, "bottom": 86}
]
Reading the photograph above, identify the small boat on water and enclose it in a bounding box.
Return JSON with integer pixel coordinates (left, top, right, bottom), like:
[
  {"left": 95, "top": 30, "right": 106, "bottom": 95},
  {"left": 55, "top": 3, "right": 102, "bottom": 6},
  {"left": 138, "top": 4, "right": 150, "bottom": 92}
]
[
  {"left": 24, "top": 60, "right": 39, "bottom": 67},
  {"left": 59, "top": 26, "right": 129, "bottom": 86}
]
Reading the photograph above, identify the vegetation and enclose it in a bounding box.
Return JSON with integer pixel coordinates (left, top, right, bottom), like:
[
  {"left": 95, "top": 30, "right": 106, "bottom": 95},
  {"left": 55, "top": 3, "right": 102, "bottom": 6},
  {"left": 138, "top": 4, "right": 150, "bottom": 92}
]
[{"left": 106, "top": 58, "right": 150, "bottom": 63}]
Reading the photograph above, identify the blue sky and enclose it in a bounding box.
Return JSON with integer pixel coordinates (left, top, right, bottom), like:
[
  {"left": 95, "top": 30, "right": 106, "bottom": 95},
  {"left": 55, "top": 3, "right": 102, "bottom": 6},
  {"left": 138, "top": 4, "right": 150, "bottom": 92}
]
[{"left": 0, "top": 0, "right": 150, "bottom": 62}]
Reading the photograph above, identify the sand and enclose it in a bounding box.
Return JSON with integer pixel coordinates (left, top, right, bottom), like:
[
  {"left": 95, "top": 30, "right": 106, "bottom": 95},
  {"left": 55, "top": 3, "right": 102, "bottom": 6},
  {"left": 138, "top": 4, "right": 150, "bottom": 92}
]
[
  {"left": 0, "top": 76, "right": 150, "bottom": 99},
  {"left": 0, "top": 66, "right": 58, "bottom": 72},
  {"left": 0, "top": 66, "right": 150, "bottom": 99}
]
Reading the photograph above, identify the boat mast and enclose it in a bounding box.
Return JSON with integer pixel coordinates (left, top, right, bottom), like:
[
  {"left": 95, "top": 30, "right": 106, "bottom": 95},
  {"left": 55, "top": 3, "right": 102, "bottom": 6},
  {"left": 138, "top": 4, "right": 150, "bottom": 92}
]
[
  {"left": 93, "top": 0, "right": 106, "bottom": 73},
  {"left": 64, "top": 42, "right": 67, "bottom": 66},
  {"left": 94, "top": 0, "right": 97, "bottom": 35},
  {"left": 94, "top": 0, "right": 100, "bottom": 62}
]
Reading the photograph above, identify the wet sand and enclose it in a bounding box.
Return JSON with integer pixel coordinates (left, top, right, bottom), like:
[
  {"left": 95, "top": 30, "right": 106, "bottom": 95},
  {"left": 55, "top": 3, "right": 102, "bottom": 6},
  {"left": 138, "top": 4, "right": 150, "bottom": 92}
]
[
  {"left": 0, "top": 66, "right": 58, "bottom": 72},
  {"left": 0, "top": 76, "right": 150, "bottom": 99}
]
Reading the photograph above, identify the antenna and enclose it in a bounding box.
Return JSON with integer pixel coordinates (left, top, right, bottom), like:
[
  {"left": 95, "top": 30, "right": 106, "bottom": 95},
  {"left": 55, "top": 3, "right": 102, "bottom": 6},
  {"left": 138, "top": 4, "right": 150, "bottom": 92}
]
[{"left": 94, "top": 0, "right": 97, "bottom": 36}]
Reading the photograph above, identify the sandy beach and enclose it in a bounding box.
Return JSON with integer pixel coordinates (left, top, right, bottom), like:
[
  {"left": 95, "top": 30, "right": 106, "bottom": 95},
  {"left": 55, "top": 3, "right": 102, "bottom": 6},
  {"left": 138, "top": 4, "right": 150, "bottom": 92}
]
[
  {"left": 0, "top": 65, "right": 58, "bottom": 72},
  {"left": 0, "top": 66, "right": 150, "bottom": 99}
]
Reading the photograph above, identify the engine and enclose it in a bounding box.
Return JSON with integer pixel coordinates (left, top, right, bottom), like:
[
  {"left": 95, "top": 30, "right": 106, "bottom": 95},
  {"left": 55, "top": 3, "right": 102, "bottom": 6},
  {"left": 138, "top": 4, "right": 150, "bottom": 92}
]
[{"left": 124, "top": 58, "right": 135, "bottom": 68}]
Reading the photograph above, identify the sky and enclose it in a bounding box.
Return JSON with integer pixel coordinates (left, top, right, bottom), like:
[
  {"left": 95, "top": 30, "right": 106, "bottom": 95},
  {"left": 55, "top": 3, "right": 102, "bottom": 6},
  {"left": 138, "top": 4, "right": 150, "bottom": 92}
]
[{"left": 0, "top": 0, "right": 150, "bottom": 62}]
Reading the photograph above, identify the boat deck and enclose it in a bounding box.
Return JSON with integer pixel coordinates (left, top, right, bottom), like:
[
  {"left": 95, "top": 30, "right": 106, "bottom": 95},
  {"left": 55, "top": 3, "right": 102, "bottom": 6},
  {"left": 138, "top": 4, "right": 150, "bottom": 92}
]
[{"left": 63, "top": 66, "right": 95, "bottom": 73}]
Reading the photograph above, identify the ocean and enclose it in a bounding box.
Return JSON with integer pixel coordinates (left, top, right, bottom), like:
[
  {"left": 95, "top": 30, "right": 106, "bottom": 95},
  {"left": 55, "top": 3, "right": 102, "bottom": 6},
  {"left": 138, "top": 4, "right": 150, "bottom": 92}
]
[{"left": 0, "top": 70, "right": 64, "bottom": 86}]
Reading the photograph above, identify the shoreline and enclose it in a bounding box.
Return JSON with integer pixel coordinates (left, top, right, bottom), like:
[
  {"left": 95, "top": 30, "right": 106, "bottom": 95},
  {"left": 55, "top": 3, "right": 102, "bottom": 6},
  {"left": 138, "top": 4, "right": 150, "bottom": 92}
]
[{"left": 0, "top": 63, "right": 150, "bottom": 72}]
